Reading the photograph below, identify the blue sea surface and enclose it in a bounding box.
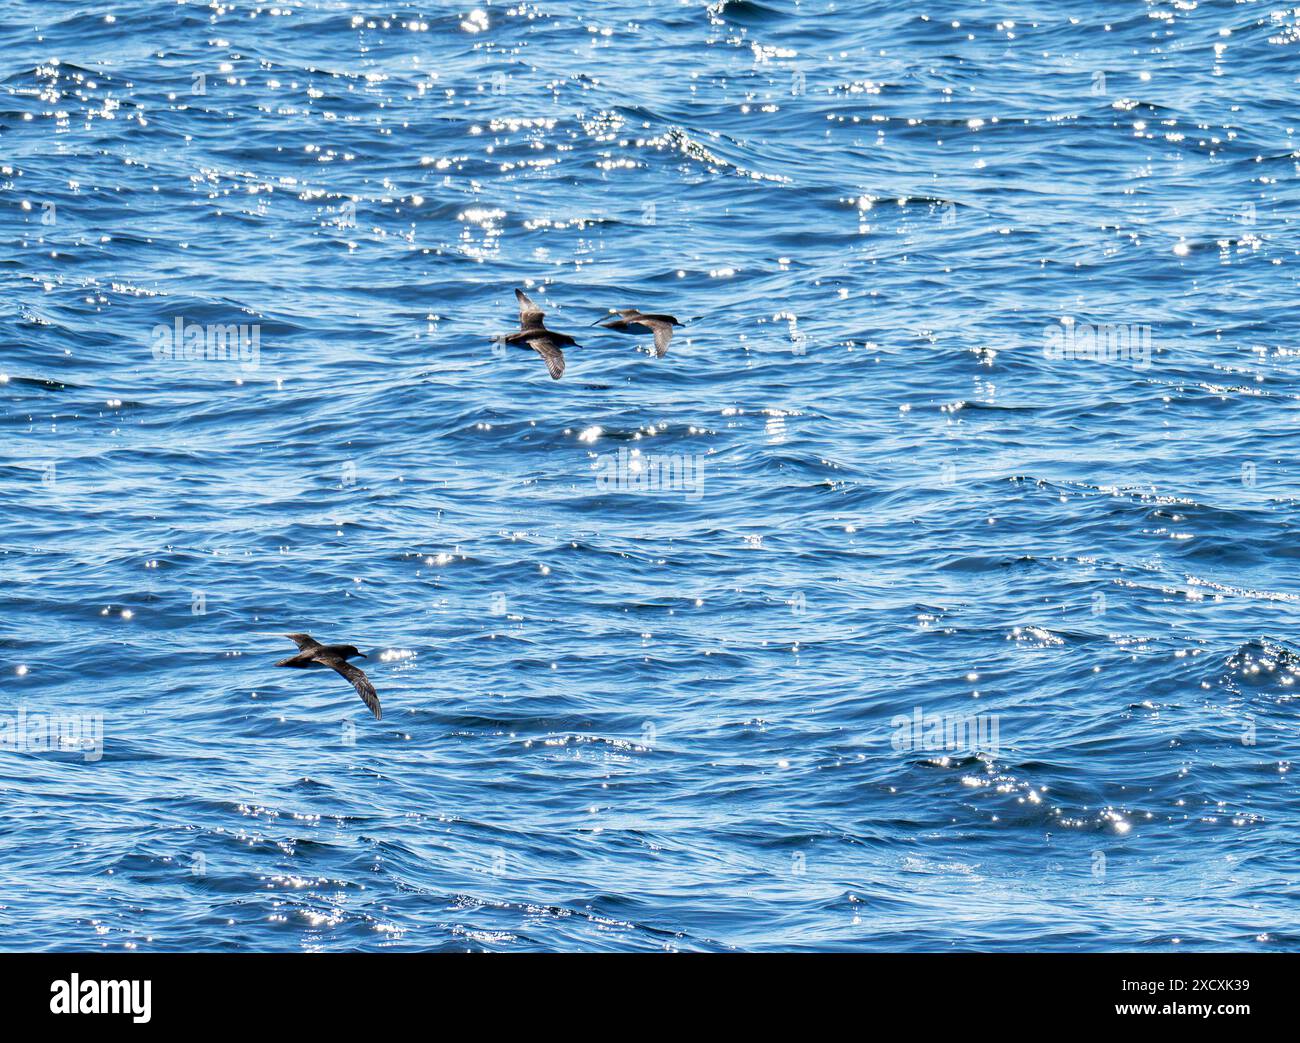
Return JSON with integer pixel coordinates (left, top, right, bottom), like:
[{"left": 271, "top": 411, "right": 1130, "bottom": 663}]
[{"left": 2, "top": 0, "right": 1299, "bottom": 952}]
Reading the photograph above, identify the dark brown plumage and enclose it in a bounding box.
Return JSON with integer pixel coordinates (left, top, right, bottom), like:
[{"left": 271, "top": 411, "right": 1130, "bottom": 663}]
[
  {"left": 275, "top": 633, "right": 381, "bottom": 720},
  {"left": 593, "top": 308, "right": 682, "bottom": 357},
  {"left": 496, "top": 288, "right": 580, "bottom": 379}
]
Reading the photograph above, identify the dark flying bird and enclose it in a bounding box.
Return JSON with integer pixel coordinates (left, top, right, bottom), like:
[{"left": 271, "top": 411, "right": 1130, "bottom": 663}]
[
  {"left": 275, "top": 633, "right": 381, "bottom": 720},
  {"left": 592, "top": 308, "right": 683, "bottom": 357},
  {"left": 496, "top": 288, "right": 580, "bottom": 379}
]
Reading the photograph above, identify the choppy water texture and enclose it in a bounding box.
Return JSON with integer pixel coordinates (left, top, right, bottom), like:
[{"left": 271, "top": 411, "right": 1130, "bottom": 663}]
[{"left": 2, "top": 0, "right": 1299, "bottom": 952}]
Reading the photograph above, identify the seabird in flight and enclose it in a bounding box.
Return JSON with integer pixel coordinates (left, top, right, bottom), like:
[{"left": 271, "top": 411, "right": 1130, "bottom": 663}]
[
  {"left": 496, "top": 288, "right": 580, "bottom": 379},
  {"left": 275, "top": 633, "right": 381, "bottom": 720},
  {"left": 592, "top": 308, "right": 683, "bottom": 357}
]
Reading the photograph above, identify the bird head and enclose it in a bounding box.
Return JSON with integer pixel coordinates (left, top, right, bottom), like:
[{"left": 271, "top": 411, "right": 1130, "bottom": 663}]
[{"left": 342, "top": 645, "right": 367, "bottom": 660}]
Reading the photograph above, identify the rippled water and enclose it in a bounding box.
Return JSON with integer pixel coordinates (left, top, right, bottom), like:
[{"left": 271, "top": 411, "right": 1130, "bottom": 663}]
[{"left": 2, "top": 0, "right": 1299, "bottom": 951}]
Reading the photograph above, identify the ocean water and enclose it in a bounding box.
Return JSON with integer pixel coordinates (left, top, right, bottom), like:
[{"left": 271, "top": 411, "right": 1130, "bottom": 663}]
[{"left": 2, "top": 0, "right": 1299, "bottom": 953}]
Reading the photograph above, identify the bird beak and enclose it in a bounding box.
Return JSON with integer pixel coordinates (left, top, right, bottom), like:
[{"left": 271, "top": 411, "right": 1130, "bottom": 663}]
[
  {"left": 588, "top": 316, "right": 611, "bottom": 327},
  {"left": 357, "top": 653, "right": 368, "bottom": 659}
]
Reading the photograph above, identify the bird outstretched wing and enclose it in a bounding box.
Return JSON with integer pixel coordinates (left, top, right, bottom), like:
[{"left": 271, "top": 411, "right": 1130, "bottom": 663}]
[
  {"left": 524, "top": 334, "right": 566, "bottom": 379},
  {"left": 327, "top": 658, "right": 382, "bottom": 720},
  {"left": 515, "top": 288, "right": 546, "bottom": 330},
  {"left": 631, "top": 317, "right": 675, "bottom": 357},
  {"left": 284, "top": 633, "right": 321, "bottom": 651}
]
